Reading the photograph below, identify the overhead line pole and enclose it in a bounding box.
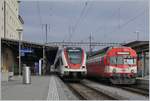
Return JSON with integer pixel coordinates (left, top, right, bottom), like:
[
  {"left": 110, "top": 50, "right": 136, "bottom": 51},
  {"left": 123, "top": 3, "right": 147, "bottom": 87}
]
[
  {"left": 43, "top": 24, "right": 48, "bottom": 75},
  {"left": 89, "top": 33, "right": 92, "bottom": 55},
  {"left": 45, "top": 24, "right": 48, "bottom": 43}
]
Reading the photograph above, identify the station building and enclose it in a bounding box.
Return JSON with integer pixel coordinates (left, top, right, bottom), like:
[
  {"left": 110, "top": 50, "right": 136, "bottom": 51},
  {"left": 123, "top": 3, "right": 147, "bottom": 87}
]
[{"left": 0, "top": 0, "right": 24, "bottom": 81}]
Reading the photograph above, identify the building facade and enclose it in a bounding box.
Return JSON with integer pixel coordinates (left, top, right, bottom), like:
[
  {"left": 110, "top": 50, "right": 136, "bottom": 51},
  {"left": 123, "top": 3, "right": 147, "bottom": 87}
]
[
  {"left": 1, "top": 0, "right": 23, "bottom": 81},
  {"left": 0, "top": 0, "right": 4, "bottom": 38},
  {"left": 0, "top": 0, "right": 23, "bottom": 40}
]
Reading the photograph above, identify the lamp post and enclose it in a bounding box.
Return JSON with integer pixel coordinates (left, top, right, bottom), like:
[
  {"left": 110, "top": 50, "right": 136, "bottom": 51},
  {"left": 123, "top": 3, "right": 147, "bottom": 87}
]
[
  {"left": 16, "top": 29, "right": 23, "bottom": 77},
  {"left": 134, "top": 31, "right": 139, "bottom": 41}
]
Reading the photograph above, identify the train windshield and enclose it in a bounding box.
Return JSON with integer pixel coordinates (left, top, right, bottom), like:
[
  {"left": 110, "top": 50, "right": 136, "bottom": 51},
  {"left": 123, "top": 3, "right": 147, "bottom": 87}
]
[
  {"left": 67, "top": 49, "right": 82, "bottom": 64},
  {"left": 110, "top": 56, "right": 136, "bottom": 65}
]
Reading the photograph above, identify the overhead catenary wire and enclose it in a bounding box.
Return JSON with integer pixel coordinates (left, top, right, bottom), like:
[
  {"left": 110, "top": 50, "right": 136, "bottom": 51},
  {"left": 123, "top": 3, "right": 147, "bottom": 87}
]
[
  {"left": 92, "top": 2, "right": 147, "bottom": 35},
  {"left": 73, "top": 2, "right": 88, "bottom": 32},
  {"left": 119, "top": 10, "right": 146, "bottom": 29},
  {"left": 70, "top": 1, "right": 88, "bottom": 41},
  {"left": 92, "top": 7, "right": 121, "bottom": 34},
  {"left": 105, "top": 9, "right": 146, "bottom": 36},
  {"left": 68, "top": 1, "right": 92, "bottom": 42}
]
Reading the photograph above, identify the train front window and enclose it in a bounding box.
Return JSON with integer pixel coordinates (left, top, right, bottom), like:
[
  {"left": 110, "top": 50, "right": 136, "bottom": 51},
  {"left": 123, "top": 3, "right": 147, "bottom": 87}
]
[
  {"left": 110, "top": 56, "right": 136, "bottom": 65},
  {"left": 117, "top": 56, "right": 124, "bottom": 64},
  {"left": 68, "top": 50, "right": 82, "bottom": 64},
  {"left": 124, "top": 58, "right": 136, "bottom": 65},
  {"left": 110, "top": 57, "right": 117, "bottom": 64}
]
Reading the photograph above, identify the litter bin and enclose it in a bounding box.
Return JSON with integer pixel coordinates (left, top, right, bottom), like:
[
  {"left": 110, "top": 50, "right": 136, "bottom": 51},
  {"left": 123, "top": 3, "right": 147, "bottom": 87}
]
[{"left": 23, "top": 66, "right": 31, "bottom": 84}]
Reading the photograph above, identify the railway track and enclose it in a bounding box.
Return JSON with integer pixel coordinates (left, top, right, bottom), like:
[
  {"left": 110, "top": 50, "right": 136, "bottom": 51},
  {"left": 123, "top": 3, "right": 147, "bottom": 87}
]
[
  {"left": 117, "top": 86, "right": 149, "bottom": 96},
  {"left": 81, "top": 79, "right": 149, "bottom": 100},
  {"left": 88, "top": 79, "right": 149, "bottom": 97},
  {"left": 67, "top": 83, "right": 117, "bottom": 100}
]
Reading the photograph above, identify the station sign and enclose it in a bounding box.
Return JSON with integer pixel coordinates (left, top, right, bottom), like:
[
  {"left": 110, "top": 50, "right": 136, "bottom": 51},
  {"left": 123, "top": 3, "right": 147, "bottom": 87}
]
[
  {"left": 21, "top": 48, "right": 34, "bottom": 53},
  {"left": 21, "top": 52, "right": 25, "bottom": 56}
]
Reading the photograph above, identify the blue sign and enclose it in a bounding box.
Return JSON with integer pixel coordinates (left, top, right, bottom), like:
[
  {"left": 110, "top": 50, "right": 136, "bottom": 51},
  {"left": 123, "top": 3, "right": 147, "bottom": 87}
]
[
  {"left": 21, "top": 52, "right": 25, "bottom": 56},
  {"left": 21, "top": 48, "right": 34, "bottom": 53}
]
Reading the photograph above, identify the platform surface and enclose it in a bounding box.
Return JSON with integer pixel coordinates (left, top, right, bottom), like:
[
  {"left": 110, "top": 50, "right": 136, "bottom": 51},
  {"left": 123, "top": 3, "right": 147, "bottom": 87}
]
[
  {"left": 136, "top": 75, "right": 149, "bottom": 90},
  {"left": 1, "top": 76, "right": 50, "bottom": 100},
  {"left": 1, "top": 75, "right": 78, "bottom": 100}
]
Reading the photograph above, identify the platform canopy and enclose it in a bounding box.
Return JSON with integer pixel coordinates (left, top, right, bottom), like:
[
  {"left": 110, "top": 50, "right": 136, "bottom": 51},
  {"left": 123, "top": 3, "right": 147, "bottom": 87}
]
[{"left": 123, "top": 41, "right": 149, "bottom": 53}]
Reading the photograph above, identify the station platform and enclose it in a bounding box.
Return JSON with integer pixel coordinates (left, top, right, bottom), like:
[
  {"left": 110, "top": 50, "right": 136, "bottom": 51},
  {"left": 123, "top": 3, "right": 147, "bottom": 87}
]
[
  {"left": 1, "top": 75, "right": 77, "bottom": 100},
  {"left": 136, "top": 75, "right": 149, "bottom": 90}
]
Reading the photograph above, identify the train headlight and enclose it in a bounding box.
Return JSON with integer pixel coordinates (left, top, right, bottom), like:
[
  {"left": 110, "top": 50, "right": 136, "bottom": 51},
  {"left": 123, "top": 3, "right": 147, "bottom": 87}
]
[
  {"left": 112, "top": 69, "right": 116, "bottom": 73},
  {"left": 131, "top": 69, "right": 134, "bottom": 73},
  {"left": 65, "top": 66, "right": 68, "bottom": 68}
]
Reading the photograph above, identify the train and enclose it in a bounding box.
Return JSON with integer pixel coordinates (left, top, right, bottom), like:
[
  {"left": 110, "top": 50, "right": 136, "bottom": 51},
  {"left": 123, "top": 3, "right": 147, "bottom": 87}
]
[
  {"left": 54, "top": 47, "right": 87, "bottom": 80},
  {"left": 87, "top": 46, "right": 137, "bottom": 84}
]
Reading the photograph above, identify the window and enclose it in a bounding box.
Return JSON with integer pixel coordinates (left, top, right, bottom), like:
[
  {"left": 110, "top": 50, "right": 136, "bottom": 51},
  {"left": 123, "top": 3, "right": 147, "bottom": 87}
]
[
  {"left": 67, "top": 48, "right": 82, "bottom": 64},
  {"left": 110, "top": 57, "right": 117, "bottom": 64},
  {"left": 124, "top": 58, "right": 136, "bottom": 65},
  {"left": 68, "top": 51, "right": 82, "bottom": 64},
  {"left": 110, "top": 56, "right": 136, "bottom": 65},
  {"left": 117, "top": 56, "right": 123, "bottom": 64}
]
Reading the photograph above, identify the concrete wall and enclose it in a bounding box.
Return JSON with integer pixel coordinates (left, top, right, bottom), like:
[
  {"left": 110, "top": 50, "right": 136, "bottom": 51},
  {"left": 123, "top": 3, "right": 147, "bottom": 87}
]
[{"left": 1, "top": 47, "right": 16, "bottom": 81}]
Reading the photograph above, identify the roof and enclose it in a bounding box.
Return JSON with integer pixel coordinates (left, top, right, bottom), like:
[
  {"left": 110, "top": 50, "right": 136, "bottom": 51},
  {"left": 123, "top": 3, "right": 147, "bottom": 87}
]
[
  {"left": 123, "top": 41, "right": 149, "bottom": 53},
  {"left": 123, "top": 41, "right": 149, "bottom": 47},
  {"left": 1, "top": 38, "right": 58, "bottom": 50},
  {"left": 88, "top": 47, "right": 110, "bottom": 57}
]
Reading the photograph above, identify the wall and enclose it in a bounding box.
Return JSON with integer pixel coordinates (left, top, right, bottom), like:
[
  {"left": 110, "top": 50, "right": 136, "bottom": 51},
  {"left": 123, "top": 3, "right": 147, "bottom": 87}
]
[
  {"left": 1, "top": 0, "right": 23, "bottom": 81},
  {"left": 1, "top": 47, "right": 16, "bottom": 81},
  {"left": 0, "top": 0, "right": 23, "bottom": 40},
  {"left": 0, "top": 0, "right": 4, "bottom": 38},
  {"left": 5, "top": 0, "right": 23, "bottom": 40}
]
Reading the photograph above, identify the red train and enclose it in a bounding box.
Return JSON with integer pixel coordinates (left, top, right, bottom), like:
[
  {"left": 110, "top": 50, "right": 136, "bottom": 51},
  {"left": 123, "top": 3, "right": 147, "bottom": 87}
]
[{"left": 87, "top": 46, "right": 137, "bottom": 84}]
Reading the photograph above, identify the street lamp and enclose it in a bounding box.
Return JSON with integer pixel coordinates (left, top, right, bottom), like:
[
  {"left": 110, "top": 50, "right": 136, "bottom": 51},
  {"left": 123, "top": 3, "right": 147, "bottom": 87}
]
[{"left": 16, "top": 29, "right": 23, "bottom": 77}]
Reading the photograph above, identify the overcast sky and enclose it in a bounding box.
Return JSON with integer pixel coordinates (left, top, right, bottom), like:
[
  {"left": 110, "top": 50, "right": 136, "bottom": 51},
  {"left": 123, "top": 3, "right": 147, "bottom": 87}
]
[{"left": 19, "top": 0, "right": 149, "bottom": 49}]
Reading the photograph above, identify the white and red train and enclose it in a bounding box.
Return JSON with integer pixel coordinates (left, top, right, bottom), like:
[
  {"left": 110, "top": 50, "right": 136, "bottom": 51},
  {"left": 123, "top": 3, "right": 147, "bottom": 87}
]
[
  {"left": 87, "top": 46, "right": 137, "bottom": 84},
  {"left": 54, "top": 47, "right": 87, "bottom": 80}
]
